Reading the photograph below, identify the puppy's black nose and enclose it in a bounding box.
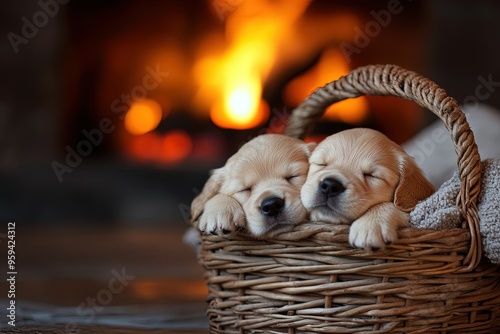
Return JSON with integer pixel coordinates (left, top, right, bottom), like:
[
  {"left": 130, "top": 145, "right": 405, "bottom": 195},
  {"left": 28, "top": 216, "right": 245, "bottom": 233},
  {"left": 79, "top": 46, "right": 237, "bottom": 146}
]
[
  {"left": 260, "top": 197, "right": 285, "bottom": 217},
  {"left": 319, "top": 178, "right": 345, "bottom": 197}
]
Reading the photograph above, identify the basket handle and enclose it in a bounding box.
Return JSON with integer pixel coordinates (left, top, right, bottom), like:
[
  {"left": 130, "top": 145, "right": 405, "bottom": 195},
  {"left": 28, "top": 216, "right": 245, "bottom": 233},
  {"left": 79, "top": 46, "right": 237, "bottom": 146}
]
[{"left": 284, "top": 64, "right": 482, "bottom": 272}]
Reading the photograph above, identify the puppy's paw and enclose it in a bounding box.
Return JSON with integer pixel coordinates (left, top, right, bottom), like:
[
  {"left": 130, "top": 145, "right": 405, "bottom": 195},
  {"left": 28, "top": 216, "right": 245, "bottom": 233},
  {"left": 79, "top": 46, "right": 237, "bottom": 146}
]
[
  {"left": 348, "top": 203, "right": 409, "bottom": 251},
  {"left": 197, "top": 194, "right": 246, "bottom": 236},
  {"left": 349, "top": 218, "right": 396, "bottom": 251}
]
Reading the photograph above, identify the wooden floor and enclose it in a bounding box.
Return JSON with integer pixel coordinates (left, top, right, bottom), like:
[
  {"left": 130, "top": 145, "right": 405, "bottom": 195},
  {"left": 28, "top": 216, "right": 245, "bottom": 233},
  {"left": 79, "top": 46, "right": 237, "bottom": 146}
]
[
  {"left": 1, "top": 324, "right": 209, "bottom": 333},
  {"left": 0, "top": 223, "right": 209, "bottom": 333}
]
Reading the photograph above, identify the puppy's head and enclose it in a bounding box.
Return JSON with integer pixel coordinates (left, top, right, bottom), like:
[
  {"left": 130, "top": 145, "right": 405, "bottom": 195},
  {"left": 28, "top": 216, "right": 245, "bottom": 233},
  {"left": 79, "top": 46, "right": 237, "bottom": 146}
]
[
  {"left": 301, "top": 128, "right": 434, "bottom": 223},
  {"left": 191, "top": 134, "right": 315, "bottom": 237}
]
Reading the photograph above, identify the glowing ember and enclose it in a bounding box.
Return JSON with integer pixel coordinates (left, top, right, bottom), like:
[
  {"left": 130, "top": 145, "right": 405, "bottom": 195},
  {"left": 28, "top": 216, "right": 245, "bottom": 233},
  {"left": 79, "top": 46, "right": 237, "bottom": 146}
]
[
  {"left": 127, "top": 130, "right": 192, "bottom": 164},
  {"left": 159, "top": 130, "right": 193, "bottom": 163},
  {"left": 127, "top": 133, "right": 159, "bottom": 160}
]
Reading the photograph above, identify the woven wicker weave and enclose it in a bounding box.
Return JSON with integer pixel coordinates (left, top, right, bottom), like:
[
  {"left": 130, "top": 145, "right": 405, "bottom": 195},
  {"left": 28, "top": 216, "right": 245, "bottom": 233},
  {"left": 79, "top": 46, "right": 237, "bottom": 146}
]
[{"left": 196, "top": 64, "right": 500, "bottom": 333}]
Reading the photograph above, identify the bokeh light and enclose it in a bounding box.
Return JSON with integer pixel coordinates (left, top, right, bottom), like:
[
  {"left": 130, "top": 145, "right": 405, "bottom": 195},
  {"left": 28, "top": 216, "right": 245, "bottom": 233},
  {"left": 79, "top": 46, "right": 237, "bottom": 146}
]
[{"left": 124, "top": 99, "right": 163, "bottom": 135}]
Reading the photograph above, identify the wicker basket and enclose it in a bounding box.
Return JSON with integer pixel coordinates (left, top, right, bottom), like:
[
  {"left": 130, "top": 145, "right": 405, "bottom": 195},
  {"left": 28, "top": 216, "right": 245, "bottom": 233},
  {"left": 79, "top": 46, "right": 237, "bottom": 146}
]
[{"left": 195, "top": 64, "right": 500, "bottom": 333}]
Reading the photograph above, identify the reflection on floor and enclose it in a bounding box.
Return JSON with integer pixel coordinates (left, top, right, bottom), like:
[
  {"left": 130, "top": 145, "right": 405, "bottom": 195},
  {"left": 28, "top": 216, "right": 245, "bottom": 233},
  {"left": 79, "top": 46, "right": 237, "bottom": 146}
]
[{"left": 0, "top": 223, "right": 209, "bottom": 333}]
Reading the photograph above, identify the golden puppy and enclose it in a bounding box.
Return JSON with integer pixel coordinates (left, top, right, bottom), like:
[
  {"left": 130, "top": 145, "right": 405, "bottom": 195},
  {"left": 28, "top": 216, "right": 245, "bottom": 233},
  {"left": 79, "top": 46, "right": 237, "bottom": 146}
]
[
  {"left": 301, "top": 128, "right": 434, "bottom": 251},
  {"left": 191, "top": 134, "right": 315, "bottom": 237}
]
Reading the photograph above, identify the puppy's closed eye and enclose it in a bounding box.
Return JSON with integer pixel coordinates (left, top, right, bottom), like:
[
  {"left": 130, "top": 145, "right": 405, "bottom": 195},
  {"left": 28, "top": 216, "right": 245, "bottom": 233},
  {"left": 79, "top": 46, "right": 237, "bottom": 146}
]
[
  {"left": 363, "top": 171, "right": 385, "bottom": 182},
  {"left": 237, "top": 187, "right": 252, "bottom": 193},
  {"left": 285, "top": 175, "right": 304, "bottom": 185}
]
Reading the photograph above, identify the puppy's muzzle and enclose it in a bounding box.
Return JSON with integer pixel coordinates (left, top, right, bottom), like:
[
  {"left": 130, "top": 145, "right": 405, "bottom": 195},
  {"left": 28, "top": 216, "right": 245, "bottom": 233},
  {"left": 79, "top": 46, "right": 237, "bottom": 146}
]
[
  {"left": 260, "top": 196, "right": 285, "bottom": 217},
  {"left": 320, "top": 178, "right": 345, "bottom": 198}
]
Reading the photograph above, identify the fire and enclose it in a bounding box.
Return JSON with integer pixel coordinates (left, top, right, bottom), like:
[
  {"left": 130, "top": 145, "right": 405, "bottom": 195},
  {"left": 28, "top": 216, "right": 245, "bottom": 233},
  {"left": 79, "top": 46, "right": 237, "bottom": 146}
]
[
  {"left": 196, "top": 0, "right": 311, "bottom": 130},
  {"left": 283, "top": 48, "right": 369, "bottom": 124},
  {"left": 228, "top": 86, "right": 255, "bottom": 117},
  {"left": 115, "top": 3, "right": 377, "bottom": 163},
  {"left": 210, "top": 78, "right": 270, "bottom": 129},
  {"left": 124, "top": 99, "right": 164, "bottom": 135}
]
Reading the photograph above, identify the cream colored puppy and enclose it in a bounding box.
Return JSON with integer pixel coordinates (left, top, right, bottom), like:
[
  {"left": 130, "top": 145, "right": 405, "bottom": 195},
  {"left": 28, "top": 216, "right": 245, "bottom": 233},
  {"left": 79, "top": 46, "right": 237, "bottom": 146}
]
[
  {"left": 301, "top": 128, "right": 434, "bottom": 251},
  {"left": 191, "top": 134, "right": 315, "bottom": 237}
]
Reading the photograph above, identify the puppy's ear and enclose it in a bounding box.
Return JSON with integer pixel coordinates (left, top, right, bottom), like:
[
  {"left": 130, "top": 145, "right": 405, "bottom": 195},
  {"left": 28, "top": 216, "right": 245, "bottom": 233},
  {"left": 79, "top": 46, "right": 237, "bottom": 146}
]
[
  {"left": 190, "top": 167, "right": 225, "bottom": 223},
  {"left": 305, "top": 141, "right": 317, "bottom": 157},
  {"left": 394, "top": 154, "right": 435, "bottom": 212}
]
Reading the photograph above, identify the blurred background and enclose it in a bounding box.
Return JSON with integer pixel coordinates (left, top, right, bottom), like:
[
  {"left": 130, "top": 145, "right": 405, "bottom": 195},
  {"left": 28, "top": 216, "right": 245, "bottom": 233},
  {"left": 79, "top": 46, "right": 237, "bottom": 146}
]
[{"left": 1, "top": 0, "right": 500, "bottom": 331}]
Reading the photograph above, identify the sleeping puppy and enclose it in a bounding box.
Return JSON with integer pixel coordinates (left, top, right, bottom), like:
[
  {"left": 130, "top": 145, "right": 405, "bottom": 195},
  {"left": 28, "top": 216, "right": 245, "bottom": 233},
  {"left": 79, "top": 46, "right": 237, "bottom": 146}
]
[
  {"left": 191, "top": 134, "right": 315, "bottom": 237},
  {"left": 301, "top": 128, "right": 434, "bottom": 251}
]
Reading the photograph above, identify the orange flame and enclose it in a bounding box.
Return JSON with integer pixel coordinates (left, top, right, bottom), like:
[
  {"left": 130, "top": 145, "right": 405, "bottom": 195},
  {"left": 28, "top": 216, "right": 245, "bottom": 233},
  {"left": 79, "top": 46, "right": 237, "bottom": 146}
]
[
  {"left": 284, "top": 48, "right": 369, "bottom": 124},
  {"left": 195, "top": 0, "right": 311, "bottom": 129}
]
